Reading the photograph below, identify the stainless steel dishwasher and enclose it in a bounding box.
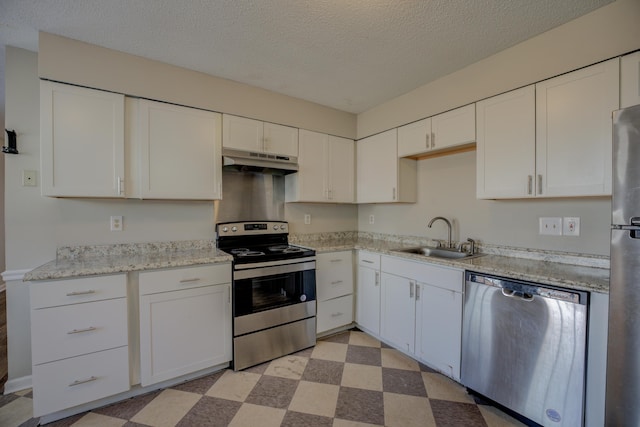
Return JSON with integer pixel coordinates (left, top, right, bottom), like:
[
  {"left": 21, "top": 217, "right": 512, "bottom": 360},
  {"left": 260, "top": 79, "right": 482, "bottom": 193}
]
[{"left": 461, "top": 272, "right": 588, "bottom": 427}]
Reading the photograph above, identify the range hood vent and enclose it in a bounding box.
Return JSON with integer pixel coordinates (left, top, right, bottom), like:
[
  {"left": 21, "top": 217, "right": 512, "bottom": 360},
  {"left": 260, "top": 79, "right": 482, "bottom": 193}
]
[{"left": 222, "top": 148, "right": 298, "bottom": 175}]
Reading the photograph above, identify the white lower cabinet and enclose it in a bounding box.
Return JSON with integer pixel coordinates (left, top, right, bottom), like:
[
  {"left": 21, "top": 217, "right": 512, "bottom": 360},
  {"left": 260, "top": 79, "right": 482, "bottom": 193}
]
[
  {"left": 379, "top": 255, "right": 463, "bottom": 380},
  {"left": 139, "top": 264, "right": 232, "bottom": 386},
  {"left": 316, "top": 251, "right": 354, "bottom": 334},
  {"left": 356, "top": 251, "right": 381, "bottom": 336},
  {"left": 30, "top": 274, "right": 129, "bottom": 417}
]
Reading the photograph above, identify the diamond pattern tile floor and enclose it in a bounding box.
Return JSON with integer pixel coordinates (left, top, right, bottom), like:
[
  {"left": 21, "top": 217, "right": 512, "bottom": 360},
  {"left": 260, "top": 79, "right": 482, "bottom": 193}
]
[{"left": 1, "top": 330, "right": 526, "bottom": 426}]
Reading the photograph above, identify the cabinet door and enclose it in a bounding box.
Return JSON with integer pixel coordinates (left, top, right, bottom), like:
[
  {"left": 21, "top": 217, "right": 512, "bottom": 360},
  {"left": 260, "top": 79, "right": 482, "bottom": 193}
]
[
  {"left": 621, "top": 51, "right": 640, "bottom": 109},
  {"left": 431, "top": 104, "right": 476, "bottom": 151},
  {"left": 416, "top": 283, "right": 462, "bottom": 380},
  {"left": 291, "top": 129, "right": 329, "bottom": 201},
  {"left": 40, "top": 81, "right": 125, "bottom": 197},
  {"left": 536, "top": 58, "right": 619, "bottom": 197},
  {"left": 357, "top": 129, "right": 398, "bottom": 203},
  {"left": 356, "top": 265, "right": 380, "bottom": 336},
  {"left": 222, "top": 114, "right": 263, "bottom": 152},
  {"left": 264, "top": 122, "right": 298, "bottom": 157},
  {"left": 380, "top": 273, "right": 415, "bottom": 354},
  {"left": 136, "top": 100, "right": 222, "bottom": 199},
  {"left": 398, "top": 118, "right": 431, "bottom": 157},
  {"left": 476, "top": 86, "right": 536, "bottom": 199},
  {"left": 328, "top": 136, "right": 355, "bottom": 202},
  {"left": 139, "top": 284, "right": 231, "bottom": 386}
]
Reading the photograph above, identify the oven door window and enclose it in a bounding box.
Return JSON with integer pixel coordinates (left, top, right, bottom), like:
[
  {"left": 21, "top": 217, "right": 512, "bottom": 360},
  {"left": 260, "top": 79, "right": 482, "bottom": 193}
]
[{"left": 234, "top": 269, "right": 315, "bottom": 317}]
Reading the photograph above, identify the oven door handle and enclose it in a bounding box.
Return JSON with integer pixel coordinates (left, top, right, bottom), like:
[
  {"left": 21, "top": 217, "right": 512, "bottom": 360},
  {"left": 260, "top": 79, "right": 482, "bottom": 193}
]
[{"left": 234, "top": 260, "right": 316, "bottom": 280}]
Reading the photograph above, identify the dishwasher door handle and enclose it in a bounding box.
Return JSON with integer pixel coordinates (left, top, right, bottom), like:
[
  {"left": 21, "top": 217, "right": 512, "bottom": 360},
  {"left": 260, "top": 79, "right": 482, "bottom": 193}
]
[{"left": 501, "top": 288, "right": 534, "bottom": 302}]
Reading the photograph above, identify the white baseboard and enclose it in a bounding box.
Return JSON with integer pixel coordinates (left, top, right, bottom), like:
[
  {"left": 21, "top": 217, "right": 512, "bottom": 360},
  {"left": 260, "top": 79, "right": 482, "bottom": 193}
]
[{"left": 4, "top": 375, "right": 33, "bottom": 394}]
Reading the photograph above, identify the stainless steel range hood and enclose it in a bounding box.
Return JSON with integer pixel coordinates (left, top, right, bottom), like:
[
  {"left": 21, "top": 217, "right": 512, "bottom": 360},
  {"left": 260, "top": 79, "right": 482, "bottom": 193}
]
[{"left": 222, "top": 148, "right": 298, "bottom": 175}]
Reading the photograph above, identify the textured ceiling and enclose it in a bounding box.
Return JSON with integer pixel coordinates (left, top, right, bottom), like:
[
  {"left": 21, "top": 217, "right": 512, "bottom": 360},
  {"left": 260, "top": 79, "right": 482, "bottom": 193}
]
[{"left": 0, "top": 0, "right": 614, "bottom": 134}]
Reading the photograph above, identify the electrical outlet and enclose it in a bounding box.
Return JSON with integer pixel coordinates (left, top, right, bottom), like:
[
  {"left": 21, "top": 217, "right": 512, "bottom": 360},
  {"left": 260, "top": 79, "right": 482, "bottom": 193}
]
[
  {"left": 304, "top": 214, "right": 311, "bottom": 225},
  {"left": 369, "top": 215, "right": 375, "bottom": 225},
  {"left": 539, "top": 217, "right": 562, "bottom": 236},
  {"left": 563, "top": 217, "right": 580, "bottom": 236},
  {"left": 22, "top": 170, "right": 37, "bottom": 187},
  {"left": 110, "top": 216, "right": 123, "bottom": 231}
]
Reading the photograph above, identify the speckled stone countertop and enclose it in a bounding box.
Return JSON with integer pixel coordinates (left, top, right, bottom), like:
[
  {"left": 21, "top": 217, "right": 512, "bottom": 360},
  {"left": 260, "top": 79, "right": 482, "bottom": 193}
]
[
  {"left": 24, "top": 240, "right": 232, "bottom": 281},
  {"left": 290, "top": 232, "right": 610, "bottom": 294}
]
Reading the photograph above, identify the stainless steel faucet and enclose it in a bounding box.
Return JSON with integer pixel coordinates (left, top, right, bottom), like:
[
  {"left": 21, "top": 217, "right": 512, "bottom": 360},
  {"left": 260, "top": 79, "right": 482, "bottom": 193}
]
[{"left": 428, "top": 216, "right": 452, "bottom": 248}]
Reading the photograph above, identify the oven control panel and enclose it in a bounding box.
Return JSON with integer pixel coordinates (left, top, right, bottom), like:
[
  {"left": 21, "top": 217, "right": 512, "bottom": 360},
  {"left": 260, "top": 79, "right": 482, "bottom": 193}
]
[{"left": 217, "top": 221, "right": 288, "bottom": 236}]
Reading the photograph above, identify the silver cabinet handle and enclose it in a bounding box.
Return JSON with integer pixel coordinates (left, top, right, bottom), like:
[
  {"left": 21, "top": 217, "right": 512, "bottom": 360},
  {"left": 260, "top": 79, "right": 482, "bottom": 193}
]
[
  {"left": 375, "top": 272, "right": 380, "bottom": 286},
  {"left": 362, "top": 260, "right": 374, "bottom": 264},
  {"left": 392, "top": 187, "right": 397, "bottom": 200},
  {"left": 67, "top": 326, "right": 97, "bottom": 335},
  {"left": 330, "top": 259, "right": 343, "bottom": 263},
  {"left": 69, "top": 376, "right": 98, "bottom": 387},
  {"left": 117, "top": 176, "right": 124, "bottom": 195},
  {"left": 409, "top": 281, "right": 415, "bottom": 298},
  {"left": 425, "top": 133, "right": 430, "bottom": 149},
  {"left": 538, "top": 174, "right": 543, "bottom": 195},
  {"left": 331, "top": 280, "right": 343, "bottom": 285},
  {"left": 179, "top": 278, "right": 201, "bottom": 284},
  {"left": 431, "top": 132, "right": 435, "bottom": 148},
  {"left": 527, "top": 175, "right": 533, "bottom": 195},
  {"left": 416, "top": 284, "right": 420, "bottom": 300},
  {"left": 66, "top": 290, "right": 96, "bottom": 296},
  {"left": 331, "top": 312, "right": 344, "bottom": 317}
]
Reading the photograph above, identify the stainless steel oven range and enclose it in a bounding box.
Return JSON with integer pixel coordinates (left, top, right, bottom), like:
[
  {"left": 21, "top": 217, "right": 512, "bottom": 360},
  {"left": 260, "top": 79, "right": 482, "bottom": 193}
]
[{"left": 216, "top": 221, "right": 316, "bottom": 370}]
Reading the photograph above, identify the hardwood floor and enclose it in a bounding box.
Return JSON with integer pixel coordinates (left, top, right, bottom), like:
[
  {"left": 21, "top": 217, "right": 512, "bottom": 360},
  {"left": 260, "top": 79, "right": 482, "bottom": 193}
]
[{"left": 0, "top": 290, "right": 7, "bottom": 393}]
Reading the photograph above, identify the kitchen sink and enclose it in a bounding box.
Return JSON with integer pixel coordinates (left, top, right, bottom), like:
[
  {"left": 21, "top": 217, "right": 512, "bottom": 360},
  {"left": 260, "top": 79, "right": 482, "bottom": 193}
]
[{"left": 394, "top": 246, "right": 482, "bottom": 260}]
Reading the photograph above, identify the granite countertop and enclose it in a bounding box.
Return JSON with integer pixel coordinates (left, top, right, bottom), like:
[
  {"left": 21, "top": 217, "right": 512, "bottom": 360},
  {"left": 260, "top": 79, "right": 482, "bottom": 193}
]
[
  {"left": 24, "top": 240, "right": 232, "bottom": 281},
  {"left": 294, "top": 236, "right": 609, "bottom": 294}
]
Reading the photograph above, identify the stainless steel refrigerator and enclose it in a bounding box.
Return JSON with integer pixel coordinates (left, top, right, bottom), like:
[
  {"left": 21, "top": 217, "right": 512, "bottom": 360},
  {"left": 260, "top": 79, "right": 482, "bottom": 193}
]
[{"left": 606, "top": 103, "right": 640, "bottom": 425}]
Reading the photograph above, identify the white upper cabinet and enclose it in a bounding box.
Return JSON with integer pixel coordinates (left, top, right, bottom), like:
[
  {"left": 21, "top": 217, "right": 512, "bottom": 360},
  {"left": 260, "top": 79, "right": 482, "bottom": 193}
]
[
  {"left": 285, "top": 129, "right": 354, "bottom": 203},
  {"left": 222, "top": 114, "right": 298, "bottom": 158},
  {"left": 41, "top": 81, "right": 125, "bottom": 197},
  {"left": 357, "top": 129, "right": 416, "bottom": 203},
  {"left": 476, "top": 85, "right": 536, "bottom": 199},
  {"left": 478, "top": 59, "right": 619, "bottom": 199},
  {"left": 397, "top": 104, "right": 475, "bottom": 157},
  {"left": 127, "top": 99, "right": 222, "bottom": 200},
  {"left": 536, "top": 58, "right": 619, "bottom": 197},
  {"left": 621, "top": 51, "right": 640, "bottom": 108}
]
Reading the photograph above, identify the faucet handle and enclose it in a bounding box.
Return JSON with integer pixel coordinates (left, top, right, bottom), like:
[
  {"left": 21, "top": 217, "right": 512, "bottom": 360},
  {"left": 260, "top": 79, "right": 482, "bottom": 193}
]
[{"left": 465, "top": 238, "right": 476, "bottom": 255}]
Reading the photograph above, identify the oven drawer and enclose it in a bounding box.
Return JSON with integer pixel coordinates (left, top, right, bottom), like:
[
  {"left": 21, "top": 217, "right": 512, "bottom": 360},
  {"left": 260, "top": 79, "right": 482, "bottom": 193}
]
[
  {"left": 317, "top": 294, "right": 354, "bottom": 333},
  {"left": 139, "top": 263, "right": 231, "bottom": 295}
]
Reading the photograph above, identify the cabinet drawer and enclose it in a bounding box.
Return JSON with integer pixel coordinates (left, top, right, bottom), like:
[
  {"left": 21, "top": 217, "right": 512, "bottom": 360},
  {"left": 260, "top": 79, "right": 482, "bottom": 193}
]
[
  {"left": 317, "top": 295, "right": 354, "bottom": 334},
  {"left": 357, "top": 251, "right": 380, "bottom": 269},
  {"left": 32, "top": 298, "right": 128, "bottom": 365},
  {"left": 32, "top": 346, "right": 129, "bottom": 417},
  {"left": 30, "top": 274, "right": 126, "bottom": 309},
  {"left": 317, "top": 251, "right": 354, "bottom": 301},
  {"left": 139, "top": 263, "right": 231, "bottom": 295},
  {"left": 381, "top": 256, "right": 463, "bottom": 293}
]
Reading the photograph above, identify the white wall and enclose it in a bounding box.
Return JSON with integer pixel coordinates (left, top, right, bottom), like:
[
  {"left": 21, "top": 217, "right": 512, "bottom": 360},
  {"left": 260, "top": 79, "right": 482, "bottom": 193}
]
[
  {"left": 356, "top": 0, "right": 639, "bottom": 256},
  {"left": 357, "top": 152, "right": 611, "bottom": 255}
]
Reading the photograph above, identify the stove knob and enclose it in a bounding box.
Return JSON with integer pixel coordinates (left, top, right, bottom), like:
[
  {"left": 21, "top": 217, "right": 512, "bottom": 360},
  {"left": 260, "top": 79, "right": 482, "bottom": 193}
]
[
  {"left": 273, "top": 225, "right": 279, "bottom": 230},
  {"left": 280, "top": 224, "right": 287, "bottom": 230},
  {"left": 231, "top": 226, "right": 238, "bottom": 232}
]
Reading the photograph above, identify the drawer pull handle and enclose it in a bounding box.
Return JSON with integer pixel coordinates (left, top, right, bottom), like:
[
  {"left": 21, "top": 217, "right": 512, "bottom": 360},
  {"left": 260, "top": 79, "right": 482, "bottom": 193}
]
[
  {"left": 66, "top": 290, "right": 96, "bottom": 296},
  {"left": 331, "top": 312, "right": 343, "bottom": 317},
  {"left": 330, "top": 259, "right": 342, "bottom": 263},
  {"left": 362, "top": 260, "right": 374, "bottom": 264},
  {"left": 331, "top": 280, "right": 343, "bottom": 285},
  {"left": 67, "top": 326, "right": 97, "bottom": 334},
  {"left": 69, "top": 376, "right": 98, "bottom": 387},
  {"left": 179, "top": 278, "right": 201, "bottom": 284}
]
